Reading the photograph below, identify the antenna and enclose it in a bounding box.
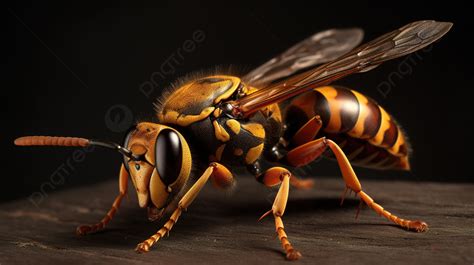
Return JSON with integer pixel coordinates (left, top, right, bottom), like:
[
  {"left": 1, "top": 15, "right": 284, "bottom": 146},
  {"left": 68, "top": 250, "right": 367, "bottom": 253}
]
[{"left": 14, "top": 135, "right": 140, "bottom": 161}]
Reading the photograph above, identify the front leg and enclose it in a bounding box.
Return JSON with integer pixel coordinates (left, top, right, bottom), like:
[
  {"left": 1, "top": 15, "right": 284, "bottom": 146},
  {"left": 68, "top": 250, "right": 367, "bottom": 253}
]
[
  {"left": 259, "top": 167, "right": 302, "bottom": 261},
  {"left": 76, "top": 164, "right": 129, "bottom": 235},
  {"left": 135, "top": 162, "right": 233, "bottom": 253}
]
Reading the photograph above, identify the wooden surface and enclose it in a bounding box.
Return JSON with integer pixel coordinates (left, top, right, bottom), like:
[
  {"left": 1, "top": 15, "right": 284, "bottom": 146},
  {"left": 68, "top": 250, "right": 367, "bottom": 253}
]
[{"left": 0, "top": 176, "right": 473, "bottom": 265}]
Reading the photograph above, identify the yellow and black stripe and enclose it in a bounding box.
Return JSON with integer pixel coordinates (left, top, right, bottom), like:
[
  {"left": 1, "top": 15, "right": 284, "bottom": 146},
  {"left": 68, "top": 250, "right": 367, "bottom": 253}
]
[{"left": 284, "top": 86, "right": 410, "bottom": 170}]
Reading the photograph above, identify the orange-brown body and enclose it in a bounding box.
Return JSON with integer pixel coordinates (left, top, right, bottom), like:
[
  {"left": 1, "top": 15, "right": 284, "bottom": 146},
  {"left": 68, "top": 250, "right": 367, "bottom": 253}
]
[{"left": 14, "top": 21, "right": 452, "bottom": 260}]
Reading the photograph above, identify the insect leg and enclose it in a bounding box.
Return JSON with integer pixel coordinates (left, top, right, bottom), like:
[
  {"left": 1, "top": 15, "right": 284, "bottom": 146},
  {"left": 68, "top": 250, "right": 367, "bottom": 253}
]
[
  {"left": 259, "top": 169, "right": 314, "bottom": 190},
  {"left": 76, "top": 164, "right": 129, "bottom": 235},
  {"left": 326, "top": 139, "right": 428, "bottom": 232},
  {"left": 290, "top": 115, "right": 323, "bottom": 147},
  {"left": 251, "top": 160, "right": 313, "bottom": 190},
  {"left": 285, "top": 137, "right": 327, "bottom": 167},
  {"left": 135, "top": 162, "right": 232, "bottom": 253},
  {"left": 210, "top": 164, "right": 235, "bottom": 189},
  {"left": 259, "top": 167, "right": 301, "bottom": 260},
  {"left": 286, "top": 137, "right": 428, "bottom": 232},
  {"left": 289, "top": 174, "right": 314, "bottom": 190}
]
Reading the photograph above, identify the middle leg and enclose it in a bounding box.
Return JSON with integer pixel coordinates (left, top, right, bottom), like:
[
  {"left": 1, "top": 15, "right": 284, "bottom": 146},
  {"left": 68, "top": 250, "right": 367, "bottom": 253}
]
[{"left": 258, "top": 167, "right": 302, "bottom": 261}]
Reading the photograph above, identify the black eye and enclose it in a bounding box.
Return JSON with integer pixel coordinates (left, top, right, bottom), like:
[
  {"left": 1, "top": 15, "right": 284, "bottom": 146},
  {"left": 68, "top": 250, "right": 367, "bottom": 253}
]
[
  {"left": 155, "top": 129, "right": 182, "bottom": 185},
  {"left": 122, "top": 127, "right": 136, "bottom": 172},
  {"left": 135, "top": 164, "right": 140, "bottom": 170}
]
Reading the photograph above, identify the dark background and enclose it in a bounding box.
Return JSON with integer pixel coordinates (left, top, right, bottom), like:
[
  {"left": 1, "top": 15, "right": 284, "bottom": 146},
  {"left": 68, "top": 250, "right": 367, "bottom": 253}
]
[{"left": 3, "top": 1, "right": 472, "bottom": 202}]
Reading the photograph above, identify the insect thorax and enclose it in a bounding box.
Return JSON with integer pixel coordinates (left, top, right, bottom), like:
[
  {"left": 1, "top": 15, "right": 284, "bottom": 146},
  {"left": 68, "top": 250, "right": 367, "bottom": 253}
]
[{"left": 155, "top": 75, "right": 283, "bottom": 167}]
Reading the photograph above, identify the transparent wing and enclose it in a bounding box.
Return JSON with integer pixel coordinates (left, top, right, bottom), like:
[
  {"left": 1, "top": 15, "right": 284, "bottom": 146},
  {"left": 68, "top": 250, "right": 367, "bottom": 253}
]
[
  {"left": 243, "top": 28, "right": 364, "bottom": 86},
  {"left": 233, "top": 20, "right": 453, "bottom": 117}
]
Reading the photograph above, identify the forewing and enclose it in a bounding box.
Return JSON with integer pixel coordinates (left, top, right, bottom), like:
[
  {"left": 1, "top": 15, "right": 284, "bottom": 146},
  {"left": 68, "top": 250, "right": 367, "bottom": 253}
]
[
  {"left": 243, "top": 28, "right": 364, "bottom": 86},
  {"left": 234, "top": 20, "right": 453, "bottom": 117}
]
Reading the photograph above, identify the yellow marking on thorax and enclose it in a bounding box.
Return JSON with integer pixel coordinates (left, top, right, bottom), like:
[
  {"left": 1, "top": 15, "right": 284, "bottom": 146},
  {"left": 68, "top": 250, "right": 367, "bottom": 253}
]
[
  {"left": 215, "top": 144, "right": 226, "bottom": 161},
  {"left": 164, "top": 76, "right": 239, "bottom": 111},
  {"left": 348, "top": 90, "right": 371, "bottom": 139},
  {"left": 159, "top": 107, "right": 215, "bottom": 127},
  {"left": 245, "top": 86, "right": 259, "bottom": 95},
  {"left": 213, "top": 76, "right": 241, "bottom": 103},
  {"left": 226, "top": 119, "right": 241, "bottom": 134},
  {"left": 213, "top": 120, "right": 230, "bottom": 142},
  {"left": 160, "top": 82, "right": 195, "bottom": 111},
  {"left": 213, "top": 108, "right": 223, "bottom": 118},
  {"left": 315, "top": 86, "right": 341, "bottom": 133},
  {"left": 241, "top": 123, "right": 265, "bottom": 138},
  {"left": 245, "top": 144, "right": 264, "bottom": 164},
  {"left": 369, "top": 107, "right": 391, "bottom": 147},
  {"left": 262, "top": 104, "right": 282, "bottom": 122},
  {"left": 158, "top": 111, "right": 178, "bottom": 125}
]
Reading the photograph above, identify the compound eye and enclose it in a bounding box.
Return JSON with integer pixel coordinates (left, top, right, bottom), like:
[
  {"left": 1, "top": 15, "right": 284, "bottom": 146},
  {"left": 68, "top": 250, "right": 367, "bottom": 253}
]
[
  {"left": 122, "top": 126, "right": 136, "bottom": 172},
  {"left": 155, "top": 129, "right": 182, "bottom": 186}
]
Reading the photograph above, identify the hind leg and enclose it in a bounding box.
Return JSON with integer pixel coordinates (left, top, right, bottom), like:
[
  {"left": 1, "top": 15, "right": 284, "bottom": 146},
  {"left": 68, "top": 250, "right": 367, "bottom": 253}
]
[
  {"left": 287, "top": 116, "right": 322, "bottom": 190},
  {"left": 284, "top": 137, "right": 428, "bottom": 232},
  {"left": 289, "top": 174, "right": 314, "bottom": 190},
  {"left": 325, "top": 140, "right": 427, "bottom": 232},
  {"left": 290, "top": 115, "right": 322, "bottom": 147},
  {"left": 265, "top": 117, "right": 322, "bottom": 191}
]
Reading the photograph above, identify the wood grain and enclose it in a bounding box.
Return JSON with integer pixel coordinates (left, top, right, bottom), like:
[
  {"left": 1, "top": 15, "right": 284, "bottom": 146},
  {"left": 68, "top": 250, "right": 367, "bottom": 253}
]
[{"left": 1, "top": 176, "right": 473, "bottom": 264}]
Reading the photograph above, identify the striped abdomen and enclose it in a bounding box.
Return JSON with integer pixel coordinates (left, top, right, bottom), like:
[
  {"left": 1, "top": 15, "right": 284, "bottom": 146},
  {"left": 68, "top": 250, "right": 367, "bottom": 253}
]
[{"left": 284, "top": 86, "right": 410, "bottom": 170}]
